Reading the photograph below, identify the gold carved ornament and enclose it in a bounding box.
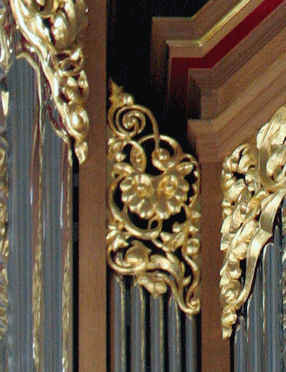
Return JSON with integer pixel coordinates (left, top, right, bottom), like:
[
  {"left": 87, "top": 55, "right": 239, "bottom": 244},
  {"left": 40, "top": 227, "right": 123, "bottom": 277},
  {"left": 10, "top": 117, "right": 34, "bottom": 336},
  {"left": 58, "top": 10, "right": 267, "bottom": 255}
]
[
  {"left": 107, "top": 82, "right": 201, "bottom": 315},
  {"left": 9, "top": 0, "right": 89, "bottom": 163},
  {"left": 0, "top": 0, "right": 89, "bottom": 369},
  {"left": 220, "top": 106, "right": 286, "bottom": 339}
]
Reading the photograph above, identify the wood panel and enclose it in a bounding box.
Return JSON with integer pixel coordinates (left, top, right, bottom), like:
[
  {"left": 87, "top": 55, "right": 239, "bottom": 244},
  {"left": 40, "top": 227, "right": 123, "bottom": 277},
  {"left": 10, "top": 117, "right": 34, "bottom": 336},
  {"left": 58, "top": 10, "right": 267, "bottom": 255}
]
[
  {"left": 79, "top": 1, "right": 107, "bottom": 371},
  {"left": 79, "top": 1, "right": 286, "bottom": 371},
  {"left": 200, "top": 161, "right": 229, "bottom": 372}
]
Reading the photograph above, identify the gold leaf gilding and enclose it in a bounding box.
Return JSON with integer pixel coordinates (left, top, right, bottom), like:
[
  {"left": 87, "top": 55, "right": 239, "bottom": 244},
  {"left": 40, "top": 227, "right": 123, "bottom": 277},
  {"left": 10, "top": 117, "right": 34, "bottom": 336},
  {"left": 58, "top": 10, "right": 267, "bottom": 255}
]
[
  {"left": 107, "top": 82, "right": 201, "bottom": 315},
  {"left": 220, "top": 106, "right": 286, "bottom": 338},
  {"left": 10, "top": 0, "right": 89, "bottom": 163}
]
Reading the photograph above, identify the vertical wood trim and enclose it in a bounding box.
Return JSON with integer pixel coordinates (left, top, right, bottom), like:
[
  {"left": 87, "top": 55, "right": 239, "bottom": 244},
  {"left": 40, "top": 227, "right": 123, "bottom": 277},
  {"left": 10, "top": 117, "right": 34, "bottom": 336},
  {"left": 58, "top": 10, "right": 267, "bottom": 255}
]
[
  {"left": 79, "top": 1, "right": 107, "bottom": 371},
  {"left": 200, "top": 162, "right": 230, "bottom": 372}
]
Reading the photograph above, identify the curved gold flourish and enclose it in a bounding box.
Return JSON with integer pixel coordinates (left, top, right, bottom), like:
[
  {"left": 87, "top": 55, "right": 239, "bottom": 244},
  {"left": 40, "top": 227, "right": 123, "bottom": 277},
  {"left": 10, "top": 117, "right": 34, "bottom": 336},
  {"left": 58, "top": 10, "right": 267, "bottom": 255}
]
[
  {"left": 10, "top": 0, "right": 89, "bottom": 163},
  {"left": 107, "top": 82, "right": 201, "bottom": 315},
  {"left": 0, "top": 2, "right": 10, "bottom": 341},
  {"left": 220, "top": 106, "right": 286, "bottom": 339}
]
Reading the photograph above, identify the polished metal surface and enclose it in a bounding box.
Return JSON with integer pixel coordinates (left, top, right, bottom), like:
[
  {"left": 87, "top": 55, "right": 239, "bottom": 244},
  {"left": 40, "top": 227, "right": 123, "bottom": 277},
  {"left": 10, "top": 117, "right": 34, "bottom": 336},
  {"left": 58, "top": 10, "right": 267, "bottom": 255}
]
[
  {"left": 42, "top": 103, "right": 72, "bottom": 371},
  {"left": 233, "top": 208, "right": 285, "bottom": 372},
  {"left": 168, "top": 297, "right": 182, "bottom": 372},
  {"left": 263, "top": 228, "right": 283, "bottom": 372},
  {"left": 246, "top": 261, "right": 263, "bottom": 372},
  {"left": 185, "top": 315, "right": 198, "bottom": 372},
  {"left": 7, "top": 57, "right": 36, "bottom": 371},
  {"left": 150, "top": 296, "right": 164, "bottom": 372},
  {"left": 234, "top": 316, "right": 246, "bottom": 372},
  {"left": 220, "top": 107, "right": 286, "bottom": 339},
  {"left": 10, "top": 0, "right": 89, "bottom": 163},
  {"left": 131, "top": 284, "right": 146, "bottom": 372},
  {"left": 109, "top": 273, "right": 127, "bottom": 372},
  {"left": 109, "top": 282, "right": 200, "bottom": 372},
  {"left": 4, "top": 55, "right": 73, "bottom": 372},
  {"left": 107, "top": 82, "right": 201, "bottom": 317}
]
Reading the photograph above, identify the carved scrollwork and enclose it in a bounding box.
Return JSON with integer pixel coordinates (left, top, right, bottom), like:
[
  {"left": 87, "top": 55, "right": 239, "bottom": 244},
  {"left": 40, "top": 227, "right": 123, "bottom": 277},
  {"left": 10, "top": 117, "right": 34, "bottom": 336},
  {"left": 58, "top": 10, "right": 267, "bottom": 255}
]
[
  {"left": 107, "top": 82, "right": 201, "bottom": 315},
  {"left": 9, "top": 0, "right": 89, "bottom": 163},
  {"left": 0, "top": 0, "right": 88, "bottom": 367},
  {"left": 220, "top": 106, "right": 286, "bottom": 338}
]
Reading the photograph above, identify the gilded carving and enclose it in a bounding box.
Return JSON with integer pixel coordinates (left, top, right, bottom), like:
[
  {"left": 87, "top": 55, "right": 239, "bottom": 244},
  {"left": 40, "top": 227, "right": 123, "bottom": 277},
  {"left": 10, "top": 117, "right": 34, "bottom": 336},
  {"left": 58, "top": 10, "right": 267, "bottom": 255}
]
[
  {"left": 10, "top": 0, "right": 89, "bottom": 163},
  {"left": 220, "top": 106, "right": 286, "bottom": 338},
  {"left": 107, "top": 82, "right": 201, "bottom": 315},
  {"left": 0, "top": 0, "right": 88, "bottom": 367}
]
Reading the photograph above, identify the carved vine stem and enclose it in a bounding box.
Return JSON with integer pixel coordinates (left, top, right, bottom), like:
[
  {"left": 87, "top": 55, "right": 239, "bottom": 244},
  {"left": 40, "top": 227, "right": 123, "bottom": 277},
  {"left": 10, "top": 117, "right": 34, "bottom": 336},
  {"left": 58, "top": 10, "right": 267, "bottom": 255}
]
[
  {"left": 220, "top": 106, "right": 286, "bottom": 338},
  {"left": 107, "top": 82, "right": 201, "bottom": 315},
  {"left": 0, "top": 0, "right": 88, "bottom": 368},
  {"left": 10, "top": 0, "right": 89, "bottom": 163},
  {"left": 0, "top": 2, "right": 11, "bottom": 341}
]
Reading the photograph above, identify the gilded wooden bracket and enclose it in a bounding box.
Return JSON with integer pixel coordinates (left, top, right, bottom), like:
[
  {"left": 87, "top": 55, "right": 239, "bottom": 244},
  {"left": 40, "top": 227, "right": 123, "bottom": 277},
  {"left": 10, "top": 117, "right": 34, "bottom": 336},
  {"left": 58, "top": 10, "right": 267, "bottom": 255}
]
[
  {"left": 220, "top": 106, "right": 286, "bottom": 338},
  {"left": 0, "top": 0, "right": 88, "bottom": 369},
  {"left": 107, "top": 82, "right": 201, "bottom": 316},
  {"left": 7, "top": 0, "right": 89, "bottom": 163}
]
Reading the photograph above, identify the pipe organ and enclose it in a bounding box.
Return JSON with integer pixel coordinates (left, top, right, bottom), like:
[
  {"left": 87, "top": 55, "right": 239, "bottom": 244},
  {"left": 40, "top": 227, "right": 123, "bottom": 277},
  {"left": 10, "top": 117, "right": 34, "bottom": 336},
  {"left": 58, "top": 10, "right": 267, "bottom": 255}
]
[{"left": 1, "top": 0, "right": 286, "bottom": 371}]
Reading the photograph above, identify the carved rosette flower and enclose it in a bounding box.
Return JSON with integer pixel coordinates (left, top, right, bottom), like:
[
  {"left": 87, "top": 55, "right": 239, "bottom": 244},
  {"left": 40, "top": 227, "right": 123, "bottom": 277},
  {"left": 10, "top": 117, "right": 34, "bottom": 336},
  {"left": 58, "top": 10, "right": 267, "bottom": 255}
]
[
  {"left": 220, "top": 106, "right": 286, "bottom": 339},
  {"left": 120, "top": 168, "right": 191, "bottom": 220},
  {"left": 107, "top": 82, "right": 201, "bottom": 316},
  {"left": 156, "top": 171, "right": 189, "bottom": 219},
  {"left": 121, "top": 172, "right": 156, "bottom": 219}
]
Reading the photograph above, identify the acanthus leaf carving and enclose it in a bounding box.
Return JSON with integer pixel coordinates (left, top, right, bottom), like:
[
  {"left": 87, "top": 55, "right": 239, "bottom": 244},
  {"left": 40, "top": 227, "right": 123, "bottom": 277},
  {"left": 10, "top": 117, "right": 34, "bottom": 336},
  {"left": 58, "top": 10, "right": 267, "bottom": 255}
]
[
  {"left": 107, "top": 82, "right": 201, "bottom": 316},
  {"left": 220, "top": 106, "right": 286, "bottom": 338},
  {"left": 9, "top": 0, "right": 89, "bottom": 163}
]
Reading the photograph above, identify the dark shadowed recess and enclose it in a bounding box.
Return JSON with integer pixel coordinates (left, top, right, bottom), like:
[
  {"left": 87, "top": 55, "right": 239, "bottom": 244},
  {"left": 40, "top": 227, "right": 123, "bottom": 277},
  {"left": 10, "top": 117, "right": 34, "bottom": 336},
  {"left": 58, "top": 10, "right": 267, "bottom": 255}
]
[{"left": 107, "top": 0, "right": 210, "bottom": 134}]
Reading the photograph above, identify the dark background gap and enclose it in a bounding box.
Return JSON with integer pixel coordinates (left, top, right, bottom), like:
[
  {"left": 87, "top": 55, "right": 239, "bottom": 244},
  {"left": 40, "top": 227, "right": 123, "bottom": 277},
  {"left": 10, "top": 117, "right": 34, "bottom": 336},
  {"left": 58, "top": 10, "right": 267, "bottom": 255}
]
[{"left": 107, "top": 0, "right": 209, "bottom": 148}]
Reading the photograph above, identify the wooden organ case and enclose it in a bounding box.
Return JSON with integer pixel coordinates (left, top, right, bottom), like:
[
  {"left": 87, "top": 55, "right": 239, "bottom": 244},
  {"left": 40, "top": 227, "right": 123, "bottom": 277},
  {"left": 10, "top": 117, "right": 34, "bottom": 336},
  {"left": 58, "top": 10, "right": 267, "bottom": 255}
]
[{"left": 80, "top": 0, "right": 286, "bottom": 371}]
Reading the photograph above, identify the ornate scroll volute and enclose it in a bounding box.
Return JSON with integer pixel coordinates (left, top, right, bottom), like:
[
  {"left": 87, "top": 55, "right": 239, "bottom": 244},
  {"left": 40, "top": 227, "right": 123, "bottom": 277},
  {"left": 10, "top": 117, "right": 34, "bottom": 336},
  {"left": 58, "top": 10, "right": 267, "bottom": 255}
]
[
  {"left": 220, "top": 106, "right": 286, "bottom": 338},
  {"left": 9, "top": 0, "right": 89, "bottom": 163},
  {"left": 107, "top": 82, "right": 201, "bottom": 315}
]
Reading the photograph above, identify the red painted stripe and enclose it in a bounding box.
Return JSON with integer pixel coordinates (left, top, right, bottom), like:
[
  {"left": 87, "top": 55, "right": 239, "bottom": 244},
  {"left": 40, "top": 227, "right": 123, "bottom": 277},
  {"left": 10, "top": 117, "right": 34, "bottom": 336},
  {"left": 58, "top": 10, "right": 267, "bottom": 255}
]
[{"left": 169, "top": 0, "right": 285, "bottom": 108}]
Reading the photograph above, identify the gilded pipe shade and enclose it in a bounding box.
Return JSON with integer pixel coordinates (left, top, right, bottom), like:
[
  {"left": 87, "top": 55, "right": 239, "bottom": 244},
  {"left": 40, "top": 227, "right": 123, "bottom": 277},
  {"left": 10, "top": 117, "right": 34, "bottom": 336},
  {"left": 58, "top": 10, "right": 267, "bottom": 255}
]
[
  {"left": 220, "top": 106, "right": 286, "bottom": 339},
  {"left": 8, "top": 0, "right": 89, "bottom": 163},
  {"left": 0, "top": 0, "right": 89, "bottom": 370},
  {"left": 107, "top": 82, "right": 201, "bottom": 316}
]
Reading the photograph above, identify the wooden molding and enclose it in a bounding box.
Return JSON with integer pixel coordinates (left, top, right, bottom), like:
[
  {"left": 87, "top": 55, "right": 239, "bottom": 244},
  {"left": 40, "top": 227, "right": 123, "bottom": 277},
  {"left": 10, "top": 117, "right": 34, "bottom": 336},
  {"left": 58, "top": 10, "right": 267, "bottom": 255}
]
[
  {"left": 189, "top": 50, "right": 286, "bottom": 163},
  {"left": 151, "top": 0, "right": 262, "bottom": 93},
  {"left": 79, "top": 1, "right": 107, "bottom": 371},
  {"left": 188, "top": 3, "right": 286, "bottom": 119},
  {"left": 167, "top": 0, "right": 264, "bottom": 59},
  {"left": 151, "top": 1, "right": 286, "bottom": 371},
  {"left": 152, "top": 0, "right": 286, "bottom": 123}
]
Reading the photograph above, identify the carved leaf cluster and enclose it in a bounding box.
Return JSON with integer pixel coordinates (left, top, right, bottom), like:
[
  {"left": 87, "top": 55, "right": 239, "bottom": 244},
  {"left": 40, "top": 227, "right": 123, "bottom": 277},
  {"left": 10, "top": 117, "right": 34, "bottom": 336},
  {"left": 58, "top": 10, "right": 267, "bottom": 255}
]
[
  {"left": 107, "top": 82, "right": 201, "bottom": 315},
  {"left": 220, "top": 107, "right": 286, "bottom": 338},
  {"left": 10, "top": 0, "right": 89, "bottom": 163}
]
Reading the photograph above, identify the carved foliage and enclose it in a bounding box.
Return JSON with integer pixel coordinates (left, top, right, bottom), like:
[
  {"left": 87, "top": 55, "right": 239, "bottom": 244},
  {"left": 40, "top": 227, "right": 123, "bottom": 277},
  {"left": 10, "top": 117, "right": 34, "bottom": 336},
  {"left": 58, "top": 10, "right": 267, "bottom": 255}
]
[
  {"left": 10, "top": 0, "right": 89, "bottom": 163},
  {"left": 220, "top": 106, "right": 286, "bottom": 338},
  {"left": 107, "top": 83, "right": 201, "bottom": 315}
]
